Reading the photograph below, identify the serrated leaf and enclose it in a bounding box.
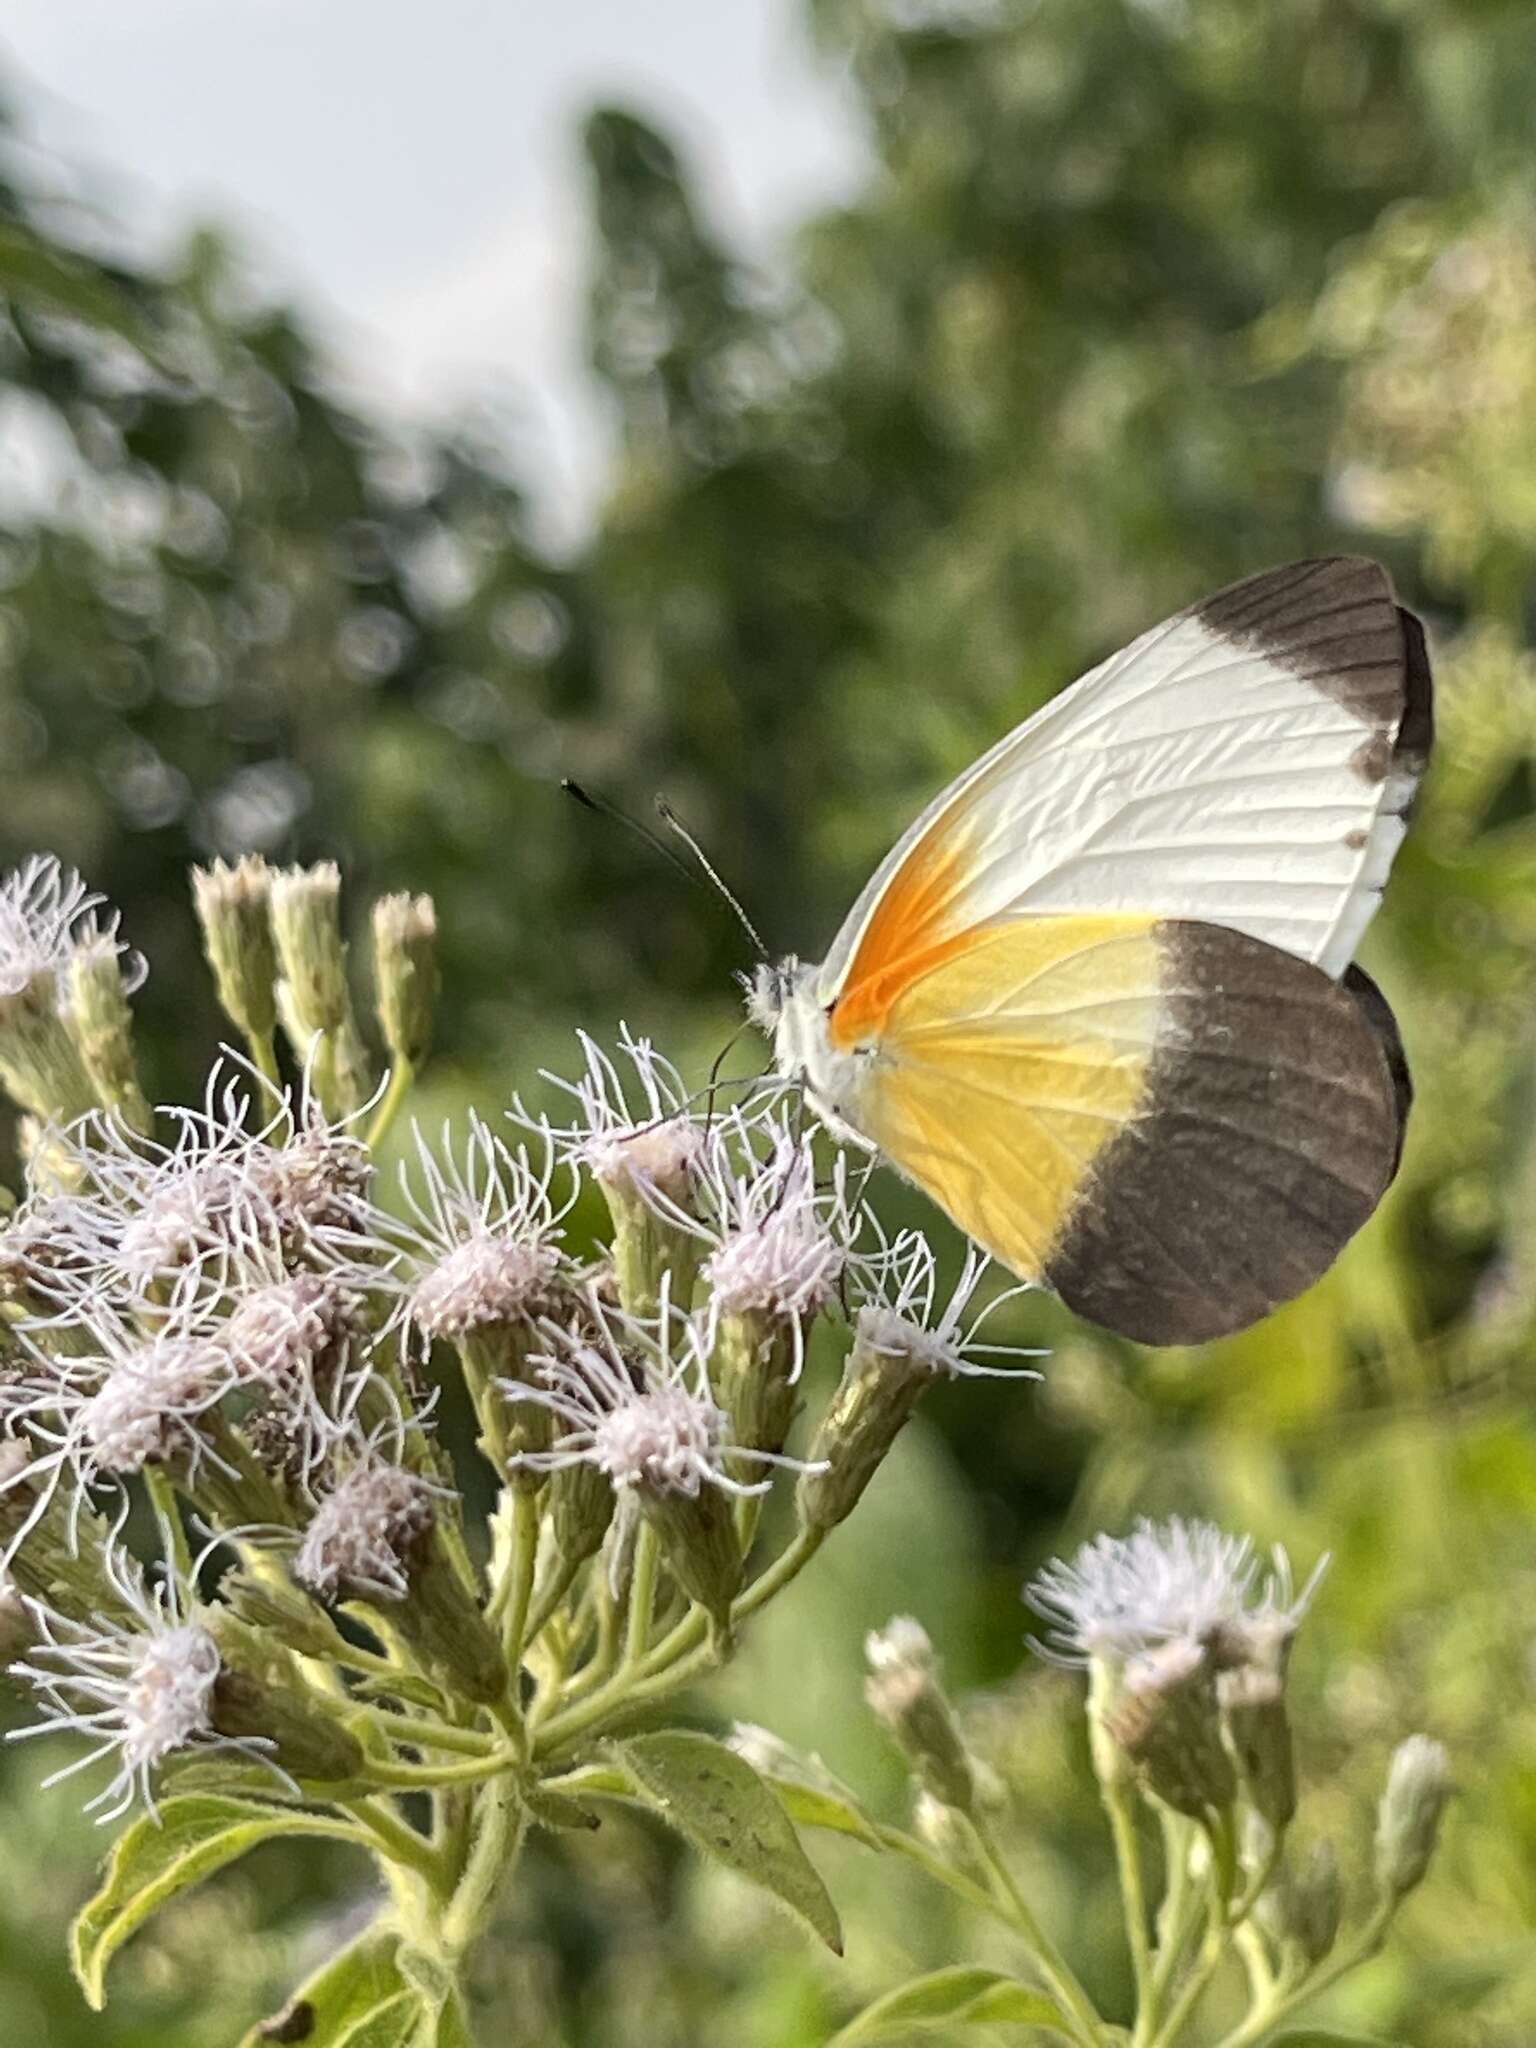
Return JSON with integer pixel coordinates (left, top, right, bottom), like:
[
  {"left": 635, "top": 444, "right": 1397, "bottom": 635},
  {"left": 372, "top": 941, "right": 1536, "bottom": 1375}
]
[
  {"left": 611, "top": 1730, "right": 843, "bottom": 1953},
  {"left": 71, "top": 1794, "right": 361, "bottom": 2010},
  {"left": 827, "top": 1966, "right": 1073, "bottom": 2043},
  {"left": 240, "top": 1923, "right": 404, "bottom": 2046}
]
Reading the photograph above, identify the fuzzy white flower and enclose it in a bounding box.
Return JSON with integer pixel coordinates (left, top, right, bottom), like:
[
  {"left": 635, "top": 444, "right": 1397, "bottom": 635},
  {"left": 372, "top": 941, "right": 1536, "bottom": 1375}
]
[
  {"left": 528, "top": 1028, "right": 708, "bottom": 1200},
  {"left": 294, "top": 1458, "right": 436, "bottom": 1604},
  {"left": 509, "top": 1285, "right": 797, "bottom": 1500},
  {"left": 0, "top": 855, "right": 143, "bottom": 1003},
  {"left": 6, "top": 1538, "right": 271, "bottom": 1821},
  {"left": 856, "top": 1230, "right": 1040, "bottom": 1380},
  {"left": 639, "top": 1111, "right": 861, "bottom": 1376},
  {"left": 387, "top": 1116, "right": 573, "bottom": 1345},
  {"left": 42, "top": 1058, "right": 375, "bottom": 1302},
  {"left": 1026, "top": 1516, "right": 1320, "bottom": 1666}
]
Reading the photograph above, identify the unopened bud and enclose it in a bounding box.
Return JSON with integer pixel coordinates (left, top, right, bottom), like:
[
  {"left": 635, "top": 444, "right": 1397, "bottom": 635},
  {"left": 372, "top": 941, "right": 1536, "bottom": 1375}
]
[
  {"left": 0, "top": 1440, "right": 136, "bottom": 1626},
  {"left": 0, "top": 972, "right": 98, "bottom": 1122},
  {"left": 372, "top": 892, "right": 438, "bottom": 1070},
  {"left": 1219, "top": 1656, "right": 1296, "bottom": 1831},
  {"left": 865, "top": 1617, "right": 975, "bottom": 1814},
  {"left": 1375, "top": 1735, "right": 1451, "bottom": 1898},
  {"left": 637, "top": 1484, "right": 741, "bottom": 1642},
  {"left": 270, "top": 862, "right": 372, "bottom": 1112},
  {"left": 548, "top": 1458, "right": 615, "bottom": 1572},
  {"left": 203, "top": 1609, "right": 365, "bottom": 1784},
  {"left": 796, "top": 1322, "right": 932, "bottom": 1534},
  {"left": 192, "top": 856, "right": 278, "bottom": 1045},
  {"left": 1108, "top": 1639, "right": 1237, "bottom": 1820},
  {"left": 713, "top": 1310, "right": 799, "bottom": 1465},
  {"left": 221, "top": 1566, "right": 348, "bottom": 1664},
  {"left": 1292, "top": 1839, "right": 1343, "bottom": 1964},
  {"left": 601, "top": 1176, "right": 703, "bottom": 1322},
  {"left": 64, "top": 943, "right": 150, "bottom": 1129},
  {"left": 913, "top": 1788, "right": 976, "bottom": 1862},
  {"left": 0, "top": 1572, "right": 35, "bottom": 1663}
]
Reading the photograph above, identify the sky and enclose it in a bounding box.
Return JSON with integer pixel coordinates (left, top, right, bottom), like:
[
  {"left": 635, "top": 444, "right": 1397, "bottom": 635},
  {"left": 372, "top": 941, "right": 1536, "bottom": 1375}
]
[{"left": 1, "top": 0, "right": 866, "bottom": 546}]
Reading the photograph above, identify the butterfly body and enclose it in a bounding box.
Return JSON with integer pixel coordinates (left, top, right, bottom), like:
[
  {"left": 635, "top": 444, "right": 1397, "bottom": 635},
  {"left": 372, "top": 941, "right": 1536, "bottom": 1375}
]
[{"left": 755, "top": 558, "right": 1432, "bottom": 1346}]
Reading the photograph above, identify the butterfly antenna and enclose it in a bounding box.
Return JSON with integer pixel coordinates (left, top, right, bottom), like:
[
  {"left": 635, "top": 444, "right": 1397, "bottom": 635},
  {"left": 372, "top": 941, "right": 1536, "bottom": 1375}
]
[
  {"left": 655, "top": 798, "right": 770, "bottom": 961},
  {"left": 561, "top": 779, "right": 700, "bottom": 891}
]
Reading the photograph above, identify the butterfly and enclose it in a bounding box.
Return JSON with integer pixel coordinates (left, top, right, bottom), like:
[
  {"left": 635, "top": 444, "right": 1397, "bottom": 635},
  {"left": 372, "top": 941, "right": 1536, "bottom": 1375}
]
[{"left": 751, "top": 557, "right": 1432, "bottom": 1346}]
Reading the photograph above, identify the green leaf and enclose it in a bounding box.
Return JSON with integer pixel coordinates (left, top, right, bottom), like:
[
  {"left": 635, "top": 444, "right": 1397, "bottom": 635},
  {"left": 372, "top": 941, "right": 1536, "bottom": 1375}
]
[
  {"left": 330, "top": 1990, "right": 424, "bottom": 2048},
  {"left": 239, "top": 1923, "right": 405, "bottom": 2046},
  {"left": 827, "top": 1967, "right": 1073, "bottom": 2043},
  {"left": 759, "top": 1774, "right": 885, "bottom": 1852},
  {"left": 70, "top": 1794, "right": 361, "bottom": 2010},
  {"left": 0, "top": 224, "right": 156, "bottom": 353},
  {"left": 1267, "top": 2034, "right": 1401, "bottom": 2047},
  {"left": 610, "top": 1730, "right": 843, "bottom": 1953}
]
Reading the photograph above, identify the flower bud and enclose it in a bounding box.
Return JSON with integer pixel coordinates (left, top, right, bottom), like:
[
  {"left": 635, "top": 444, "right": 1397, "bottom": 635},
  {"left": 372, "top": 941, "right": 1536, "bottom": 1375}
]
[
  {"left": 192, "top": 856, "right": 279, "bottom": 1046},
  {"left": 202, "top": 1608, "right": 365, "bottom": 1784},
  {"left": 220, "top": 1565, "right": 350, "bottom": 1664},
  {"left": 796, "top": 1322, "right": 931, "bottom": 1534},
  {"left": 637, "top": 1483, "right": 741, "bottom": 1643},
  {"left": 372, "top": 892, "right": 439, "bottom": 1070},
  {"left": 713, "top": 1309, "right": 800, "bottom": 1465},
  {"left": 1292, "top": 1839, "right": 1343, "bottom": 1964},
  {"left": 548, "top": 1458, "right": 615, "bottom": 1573},
  {"left": 0, "top": 971, "right": 98, "bottom": 1122},
  {"left": 0, "top": 1439, "right": 136, "bottom": 1625},
  {"left": 602, "top": 1174, "right": 702, "bottom": 1322},
  {"left": 1218, "top": 1651, "right": 1296, "bottom": 1831},
  {"left": 1374, "top": 1734, "right": 1451, "bottom": 1899},
  {"left": 270, "top": 863, "right": 372, "bottom": 1112},
  {"left": 1107, "top": 1639, "right": 1237, "bottom": 1821},
  {"left": 64, "top": 943, "right": 150, "bottom": 1130},
  {"left": 864, "top": 1617, "right": 975, "bottom": 1814},
  {"left": 0, "top": 1571, "right": 36, "bottom": 1663},
  {"left": 294, "top": 1462, "right": 506, "bottom": 1704}
]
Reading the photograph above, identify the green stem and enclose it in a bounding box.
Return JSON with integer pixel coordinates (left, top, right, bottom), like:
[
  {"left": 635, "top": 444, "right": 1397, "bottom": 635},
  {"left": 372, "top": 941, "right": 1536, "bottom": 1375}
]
[
  {"left": 1141, "top": 1812, "right": 1199, "bottom": 2040},
  {"left": 338, "top": 1796, "right": 445, "bottom": 1886},
  {"left": 967, "top": 1814, "right": 1108, "bottom": 2048},
  {"left": 442, "top": 1779, "right": 527, "bottom": 1959},
  {"left": 501, "top": 1488, "right": 542, "bottom": 1671},
  {"left": 367, "top": 1057, "right": 415, "bottom": 1150},
  {"left": 365, "top": 1749, "right": 520, "bottom": 1790},
  {"left": 360, "top": 1706, "right": 498, "bottom": 1758},
  {"left": 623, "top": 1523, "right": 660, "bottom": 1669},
  {"left": 1103, "top": 1773, "right": 1154, "bottom": 2019},
  {"left": 245, "top": 1029, "right": 283, "bottom": 1090},
  {"left": 533, "top": 1526, "right": 825, "bottom": 1759},
  {"left": 1210, "top": 1899, "right": 1396, "bottom": 2048}
]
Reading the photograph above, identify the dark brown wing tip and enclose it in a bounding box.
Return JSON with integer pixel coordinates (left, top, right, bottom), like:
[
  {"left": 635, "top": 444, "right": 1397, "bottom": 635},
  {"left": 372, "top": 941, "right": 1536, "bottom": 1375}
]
[
  {"left": 1043, "top": 924, "right": 1407, "bottom": 1348},
  {"left": 1394, "top": 604, "right": 1434, "bottom": 772},
  {"left": 1343, "top": 963, "right": 1412, "bottom": 1177},
  {"left": 1192, "top": 556, "right": 1427, "bottom": 748}
]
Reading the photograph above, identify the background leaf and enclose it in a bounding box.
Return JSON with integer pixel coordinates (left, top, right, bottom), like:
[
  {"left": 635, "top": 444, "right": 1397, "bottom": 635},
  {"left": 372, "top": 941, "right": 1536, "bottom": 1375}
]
[{"left": 828, "top": 1966, "right": 1071, "bottom": 2043}]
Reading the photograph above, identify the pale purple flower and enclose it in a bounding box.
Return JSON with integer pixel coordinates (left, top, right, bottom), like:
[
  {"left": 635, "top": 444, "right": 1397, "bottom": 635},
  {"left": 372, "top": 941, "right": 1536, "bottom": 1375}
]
[
  {"left": 386, "top": 1115, "right": 573, "bottom": 1346},
  {"left": 508, "top": 1284, "right": 802, "bottom": 1500},
  {"left": 528, "top": 1027, "right": 707, "bottom": 1200},
  {"left": 6, "top": 1537, "right": 274, "bottom": 1822}
]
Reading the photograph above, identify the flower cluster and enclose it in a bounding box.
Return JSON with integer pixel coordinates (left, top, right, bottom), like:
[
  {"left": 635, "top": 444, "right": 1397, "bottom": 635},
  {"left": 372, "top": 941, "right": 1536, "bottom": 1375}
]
[
  {"left": 0, "top": 848, "right": 1449, "bottom": 2048},
  {"left": 0, "top": 850, "right": 1024, "bottom": 1843}
]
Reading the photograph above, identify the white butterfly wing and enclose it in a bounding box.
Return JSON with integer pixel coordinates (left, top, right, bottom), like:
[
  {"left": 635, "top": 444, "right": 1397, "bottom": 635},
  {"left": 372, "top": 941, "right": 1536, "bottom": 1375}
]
[{"left": 817, "top": 557, "right": 1431, "bottom": 1004}]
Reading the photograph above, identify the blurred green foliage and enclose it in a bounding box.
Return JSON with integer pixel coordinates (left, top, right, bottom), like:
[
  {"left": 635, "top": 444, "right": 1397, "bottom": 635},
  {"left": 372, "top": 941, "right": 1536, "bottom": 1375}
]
[{"left": 3, "top": 0, "right": 1536, "bottom": 2041}]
